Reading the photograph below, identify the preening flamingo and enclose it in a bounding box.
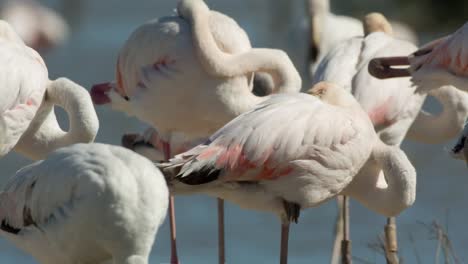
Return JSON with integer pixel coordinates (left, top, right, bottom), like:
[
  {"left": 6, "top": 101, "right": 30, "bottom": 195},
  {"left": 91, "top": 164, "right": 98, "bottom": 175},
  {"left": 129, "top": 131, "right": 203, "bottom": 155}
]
[
  {"left": 0, "top": 21, "right": 98, "bottom": 160},
  {"left": 0, "top": 143, "right": 169, "bottom": 264},
  {"left": 313, "top": 13, "right": 421, "bottom": 146},
  {"left": 90, "top": 0, "right": 301, "bottom": 262},
  {"left": 368, "top": 22, "right": 468, "bottom": 93},
  {"left": 313, "top": 14, "right": 468, "bottom": 261},
  {"left": 307, "top": 0, "right": 418, "bottom": 74},
  {"left": 311, "top": 13, "right": 422, "bottom": 261},
  {"left": 0, "top": 0, "right": 68, "bottom": 51},
  {"left": 159, "top": 82, "right": 416, "bottom": 264}
]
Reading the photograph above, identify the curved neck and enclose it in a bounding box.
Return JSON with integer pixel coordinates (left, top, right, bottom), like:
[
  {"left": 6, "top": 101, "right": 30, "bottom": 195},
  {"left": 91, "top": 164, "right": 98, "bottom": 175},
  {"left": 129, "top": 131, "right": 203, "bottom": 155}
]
[
  {"left": 343, "top": 141, "right": 416, "bottom": 217},
  {"left": 179, "top": 0, "right": 301, "bottom": 93},
  {"left": 14, "top": 78, "right": 99, "bottom": 160},
  {"left": 407, "top": 86, "right": 468, "bottom": 144}
]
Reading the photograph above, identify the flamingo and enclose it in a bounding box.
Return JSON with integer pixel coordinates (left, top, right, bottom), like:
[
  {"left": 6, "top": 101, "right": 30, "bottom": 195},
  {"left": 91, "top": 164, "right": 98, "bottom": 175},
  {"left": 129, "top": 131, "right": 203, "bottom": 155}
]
[
  {"left": 0, "top": 20, "right": 98, "bottom": 161},
  {"left": 0, "top": 143, "right": 169, "bottom": 264},
  {"left": 313, "top": 13, "right": 421, "bottom": 150},
  {"left": 368, "top": 22, "right": 468, "bottom": 93},
  {"left": 307, "top": 0, "right": 418, "bottom": 74},
  {"left": 313, "top": 14, "right": 468, "bottom": 261},
  {"left": 90, "top": 0, "right": 301, "bottom": 263},
  {"left": 311, "top": 13, "right": 422, "bottom": 261},
  {"left": 0, "top": 0, "right": 68, "bottom": 52},
  {"left": 158, "top": 82, "right": 416, "bottom": 264}
]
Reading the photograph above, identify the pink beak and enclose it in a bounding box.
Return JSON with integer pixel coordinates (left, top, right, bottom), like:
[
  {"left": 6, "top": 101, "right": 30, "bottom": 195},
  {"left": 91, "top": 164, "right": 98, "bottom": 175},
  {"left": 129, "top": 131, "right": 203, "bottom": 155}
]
[{"left": 90, "top": 82, "right": 112, "bottom": 105}]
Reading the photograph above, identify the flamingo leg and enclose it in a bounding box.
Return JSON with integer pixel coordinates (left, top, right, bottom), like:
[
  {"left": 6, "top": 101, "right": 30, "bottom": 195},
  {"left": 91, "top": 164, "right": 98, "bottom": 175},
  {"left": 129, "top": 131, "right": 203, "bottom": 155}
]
[
  {"left": 280, "top": 222, "right": 290, "bottom": 264},
  {"left": 280, "top": 201, "right": 300, "bottom": 264},
  {"left": 218, "top": 198, "right": 225, "bottom": 264},
  {"left": 341, "top": 196, "right": 352, "bottom": 264},
  {"left": 384, "top": 217, "right": 399, "bottom": 264},
  {"left": 162, "top": 142, "right": 179, "bottom": 264}
]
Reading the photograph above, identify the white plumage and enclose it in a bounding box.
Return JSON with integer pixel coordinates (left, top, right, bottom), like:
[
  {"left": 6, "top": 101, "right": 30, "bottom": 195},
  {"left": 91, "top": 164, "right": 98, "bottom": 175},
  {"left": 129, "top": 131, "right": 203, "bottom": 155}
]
[
  {"left": 0, "top": 20, "right": 98, "bottom": 160},
  {"left": 313, "top": 14, "right": 422, "bottom": 146},
  {"left": 163, "top": 83, "right": 416, "bottom": 220},
  {"left": 0, "top": 21, "right": 47, "bottom": 156},
  {"left": 0, "top": 143, "right": 168, "bottom": 264},
  {"left": 307, "top": 0, "right": 418, "bottom": 74}
]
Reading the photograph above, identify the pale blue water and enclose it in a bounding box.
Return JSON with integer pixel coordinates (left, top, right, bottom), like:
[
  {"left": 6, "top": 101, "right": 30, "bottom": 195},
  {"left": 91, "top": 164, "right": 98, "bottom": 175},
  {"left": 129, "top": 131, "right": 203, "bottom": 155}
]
[{"left": 0, "top": 0, "right": 467, "bottom": 263}]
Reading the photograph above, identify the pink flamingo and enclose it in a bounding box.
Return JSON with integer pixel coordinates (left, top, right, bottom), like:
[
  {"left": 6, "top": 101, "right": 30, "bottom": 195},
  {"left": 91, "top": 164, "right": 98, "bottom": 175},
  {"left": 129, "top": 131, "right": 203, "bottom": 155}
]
[
  {"left": 159, "top": 82, "right": 416, "bottom": 264},
  {"left": 90, "top": 0, "right": 301, "bottom": 263}
]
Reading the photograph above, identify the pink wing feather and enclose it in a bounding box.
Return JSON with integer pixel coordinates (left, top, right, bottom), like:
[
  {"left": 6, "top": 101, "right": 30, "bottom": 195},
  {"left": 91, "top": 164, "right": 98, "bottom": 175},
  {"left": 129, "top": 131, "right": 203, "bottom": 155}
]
[{"left": 169, "top": 93, "right": 371, "bottom": 184}]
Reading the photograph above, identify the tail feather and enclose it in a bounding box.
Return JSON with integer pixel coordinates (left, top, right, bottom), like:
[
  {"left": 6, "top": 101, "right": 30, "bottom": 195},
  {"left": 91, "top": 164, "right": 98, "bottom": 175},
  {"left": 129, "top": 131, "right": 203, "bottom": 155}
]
[{"left": 156, "top": 145, "right": 222, "bottom": 186}]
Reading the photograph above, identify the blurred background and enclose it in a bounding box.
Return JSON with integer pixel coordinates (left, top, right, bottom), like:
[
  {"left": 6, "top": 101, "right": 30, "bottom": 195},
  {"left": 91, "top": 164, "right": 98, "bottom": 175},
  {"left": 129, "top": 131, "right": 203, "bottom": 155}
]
[{"left": 0, "top": 0, "right": 467, "bottom": 263}]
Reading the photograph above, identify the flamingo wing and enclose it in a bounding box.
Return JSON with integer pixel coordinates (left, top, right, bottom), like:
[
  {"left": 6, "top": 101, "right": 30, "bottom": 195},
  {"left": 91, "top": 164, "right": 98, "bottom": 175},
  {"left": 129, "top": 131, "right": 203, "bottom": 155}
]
[
  {"left": 165, "top": 93, "right": 371, "bottom": 185},
  {"left": 0, "top": 154, "right": 83, "bottom": 236}
]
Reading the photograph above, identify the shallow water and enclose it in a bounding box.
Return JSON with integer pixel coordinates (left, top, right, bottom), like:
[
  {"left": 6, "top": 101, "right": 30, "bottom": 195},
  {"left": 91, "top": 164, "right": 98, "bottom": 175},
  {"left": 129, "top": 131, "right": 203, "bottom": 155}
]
[{"left": 0, "top": 0, "right": 467, "bottom": 263}]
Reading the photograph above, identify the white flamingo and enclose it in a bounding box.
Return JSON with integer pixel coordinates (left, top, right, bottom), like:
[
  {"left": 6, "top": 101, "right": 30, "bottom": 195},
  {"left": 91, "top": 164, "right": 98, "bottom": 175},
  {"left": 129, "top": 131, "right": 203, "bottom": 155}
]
[
  {"left": 0, "top": 0, "right": 68, "bottom": 51},
  {"left": 368, "top": 22, "right": 468, "bottom": 92},
  {"left": 0, "top": 21, "right": 98, "bottom": 160},
  {"left": 315, "top": 14, "right": 468, "bottom": 147},
  {"left": 90, "top": 0, "right": 301, "bottom": 263},
  {"left": 0, "top": 143, "right": 169, "bottom": 264},
  {"left": 313, "top": 14, "right": 468, "bottom": 261},
  {"left": 159, "top": 82, "right": 416, "bottom": 264},
  {"left": 307, "top": 0, "right": 418, "bottom": 74},
  {"left": 311, "top": 13, "right": 421, "bottom": 261},
  {"left": 313, "top": 13, "right": 421, "bottom": 146}
]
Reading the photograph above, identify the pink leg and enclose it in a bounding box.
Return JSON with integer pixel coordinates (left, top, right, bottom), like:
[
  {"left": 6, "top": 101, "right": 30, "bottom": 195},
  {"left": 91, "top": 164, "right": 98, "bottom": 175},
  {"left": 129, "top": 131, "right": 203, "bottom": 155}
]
[
  {"left": 218, "top": 198, "right": 225, "bottom": 264},
  {"left": 163, "top": 141, "right": 179, "bottom": 264},
  {"left": 280, "top": 222, "right": 289, "bottom": 264}
]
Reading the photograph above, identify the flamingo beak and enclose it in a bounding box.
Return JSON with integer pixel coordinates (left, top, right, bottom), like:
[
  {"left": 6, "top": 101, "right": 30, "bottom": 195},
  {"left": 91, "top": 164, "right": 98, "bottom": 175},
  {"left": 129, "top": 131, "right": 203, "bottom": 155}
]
[
  {"left": 368, "top": 57, "right": 412, "bottom": 79},
  {"left": 90, "top": 82, "right": 113, "bottom": 105}
]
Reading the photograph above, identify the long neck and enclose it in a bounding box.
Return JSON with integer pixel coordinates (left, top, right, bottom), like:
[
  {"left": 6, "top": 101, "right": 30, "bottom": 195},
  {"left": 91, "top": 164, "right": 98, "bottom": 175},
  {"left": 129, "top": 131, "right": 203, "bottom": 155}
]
[
  {"left": 407, "top": 86, "right": 468, "bottom": 144},
  {"left": 14, "top": 78, "right": 99, "bottom": 160},
  {"left": 180, "top": 0, "right": 301, "bottom": 94},
  {"left": 343, "top": 141, "right": 416, "bottom": 217}
]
